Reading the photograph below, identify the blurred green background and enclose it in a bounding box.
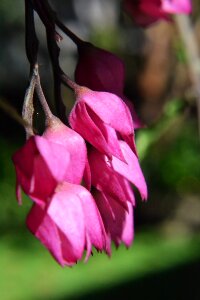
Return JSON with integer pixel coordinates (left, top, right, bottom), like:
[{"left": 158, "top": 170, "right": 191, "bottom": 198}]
[{"left": 0, "top": 1, "right": 200, "bottom": 299}]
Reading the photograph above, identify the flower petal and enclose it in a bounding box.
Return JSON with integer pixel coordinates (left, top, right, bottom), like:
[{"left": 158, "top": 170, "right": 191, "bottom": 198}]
[
  {"left": 70, "top": 102, "right": 124, "bottom": 160},
  {"left": 43, "top": 118, "right": 87, "bottom": 184},
  {"left": 94, "top": 191, "right": 134, "bottom": 250},
  {"left": 35, "top": 136, "right": 71, "bottom": 183},
  {"left": 112, "top": 141, "right": 148, "bottom": 200},
  {"left": 26, "top": 204, "right": 78, "bottom": 266},
  {"left": 88, "top": 148, "right": 135, "bottom": 205},
  {"left": 47, "top": 183, "right": 85, "bottom": 260},
  {"left": 76, "top": 88, "right": 134, "bottom": 135}
]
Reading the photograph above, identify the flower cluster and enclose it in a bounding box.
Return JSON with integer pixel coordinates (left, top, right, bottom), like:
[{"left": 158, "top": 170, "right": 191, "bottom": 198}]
[
  {"left": 13, "top": 78, "right": 147, "bottom": 266},
  {"left": 124, "top": 0, "right": 192, "bottom": 26},
  {"left": 12, "top": 0, "right": 193, "bottom": 266}
]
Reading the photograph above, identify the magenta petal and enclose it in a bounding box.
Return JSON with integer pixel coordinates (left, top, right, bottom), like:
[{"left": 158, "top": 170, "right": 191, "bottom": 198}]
[
  {"left": 83, "top": 157, "right": 91, "bottom": 190},
  {"left": 112, "top": 141, "right": 148, "bottom": 200},
  {"left": 12, "top": 137, "right": 56, "bottom": 204},
  {"left": 70, "top": 102, "right": 124, "bottom": 160},
  {"left": 121, "top": 202, "right": 134, "bottom": 247},
  {"left": 88, "top": 148, "right": 135, "bottom": 205},
  {"left": 80, "top": 188, "right": 106, "bottom": 253},
  {"left": 43, "top": 118, "right": 87, "bottom": 184},
  {"left": 31, "top": 154, "right": 57, "bottom": 205},
  {"left": 94, "top": 191, "right": 134, "bottom": 249},
  {"left": 124, "top": 0, "right": 170, "bottom": 26},
  {"left": 76, "top": 89, "right": 134, "bottom": 135},
  {"left": 27, "top": 204, "right": 80, "bottom": 266},
  {"left": 162, "top": 0, "right": 192, "bottom": 14},
  {"left": 58, "top": 182, "right": 106, "bottom": 256},
  {"left": 27, "top": 204, "right": 64, "bottom": 266},
  {"left": 120, "top": 132, "right": 138, "bottom": 157},
  {"left": 12, "top": 137, "right": 37, "bottom": 194},
  {"left": 35, "top": 136, "right": 71, "bottom": 182},
  {"left": 47, "top": 183, "right": 85, "bottom": 260}
]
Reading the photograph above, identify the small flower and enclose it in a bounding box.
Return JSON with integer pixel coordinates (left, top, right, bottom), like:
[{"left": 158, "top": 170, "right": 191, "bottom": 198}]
[
  {"left": 27, "top": 182, "right": 106, "bottom": 266},
  {"left": 75, "top": 42, "right": 143, "bottom": 129},
  {"left": 124, "top": 0, "right": 192, "bottom": 27},
  {"left": 69, "top": 86, "right": 137, "bottom": 161},
  {"left": 93, "top": 190, "right": 134, "bottom": 254},
  {"left": 12, "top": 116, "right": 86, "bottom": 205}
]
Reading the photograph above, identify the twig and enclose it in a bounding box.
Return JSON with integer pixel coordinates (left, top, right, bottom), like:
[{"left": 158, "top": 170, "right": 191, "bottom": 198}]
[
  {"left": 22, "top": 68, "right": 37, "bottom": 137},
  {"left": 38, "top": 0, "right": 84, "bottom": 46},
  {"left": 0, "top": 98, "right": 32, "bottom": 130},
  {"left": 35, "top": 66, "right": 53, "bottom": 121},
  {"left": 33, "top": 0, "right": 68, "bottom": 120},
  {"left": 175, "top": 14, "right": 200, "bottom": 136}
]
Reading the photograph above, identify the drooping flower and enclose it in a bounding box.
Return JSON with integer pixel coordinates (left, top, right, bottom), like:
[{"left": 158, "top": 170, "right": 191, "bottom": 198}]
[
  {"left": 93, "top": 190, "right": 134, "bottom": 254},
  {"left": 12, "top": 116, "right": 86, "bottom": 205},
  {"left": 124, "top": 0, "right": 192, "bottom": 27},
  {"left": 75, "top": 42, "right": 143, "bottom": 128},
  {"left": 86, "top": 141, "right": 147, "bottom": 205},
  {"left": 27, "top": 182, "right": 106, "bottom": 266},
  {"left": 69, "top": 86, "right": 137, "bottom": 161}
]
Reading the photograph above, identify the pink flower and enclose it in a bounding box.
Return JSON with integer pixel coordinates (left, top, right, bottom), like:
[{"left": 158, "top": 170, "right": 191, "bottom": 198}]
[
  {"left": 93, "top": 190, "right": 134, "bottom": 254},
  {"left": 27, "top": 182, "right": 106, "bottom": 266},
  {"left": 86, "top": 141, "right": 147, "bottom": 206},
  {"left": 161, "top": 0, "right": 192, "bottom": 14},
  {"left": 75, "top": 42, "right": 143, "bottom": 129},
  {"left": 75, "top": 42, "right": 125, "bottom": 96},
  {"left": 69, "top": 86, "right": 137, "bottom": 161},
  {"left": 124, "top": 0, "right": 192, "bottom": 26},
  {"left": 12, "top": 116, "right": 86, "bottom": 205}
]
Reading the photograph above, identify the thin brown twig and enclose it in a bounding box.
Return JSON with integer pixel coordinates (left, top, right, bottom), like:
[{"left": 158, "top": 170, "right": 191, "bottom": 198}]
[
  {"left": 22, "top": 68, "right": 37, "bottom": 137},
  {"left": 35, "top": 66, "right": 53, "bottom": 121},
  {"left": 175, "top": 14, "right": 200, "bottom": 136}
]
